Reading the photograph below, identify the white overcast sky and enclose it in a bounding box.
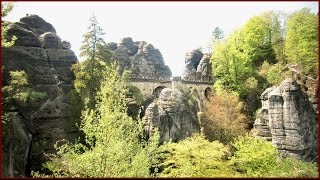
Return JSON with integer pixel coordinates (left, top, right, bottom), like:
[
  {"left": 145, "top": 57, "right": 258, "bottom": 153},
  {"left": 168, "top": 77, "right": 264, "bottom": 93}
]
[{"left": 4, "top": 1, "right": 319, "bottom": 76}]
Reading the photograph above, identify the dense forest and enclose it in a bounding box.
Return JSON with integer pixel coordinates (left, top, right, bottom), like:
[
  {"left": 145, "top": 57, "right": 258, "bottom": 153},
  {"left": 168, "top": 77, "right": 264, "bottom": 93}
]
[{"left": 2, "top": 3, "right": 319, "bottom": 178}]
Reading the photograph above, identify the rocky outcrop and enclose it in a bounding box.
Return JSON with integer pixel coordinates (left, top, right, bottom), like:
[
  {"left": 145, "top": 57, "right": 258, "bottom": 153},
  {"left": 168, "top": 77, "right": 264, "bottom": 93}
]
[
  {"left": 144, "top": 88, "right": 200, "bottom": 143},
  {"left": 108, "top": 37, "right": 172, "bottom": 80},
  {"left": 253, "top": 78, "right": 318, "bottom": 161},
  {"left": 2, "top": 15, "right": 79, "bottom": 176},
  {"left": 196, "top": 54, "right": 213, "bottom": 82},
  {"left": 181, "top": 50, "right": 213, "bottom": 82}
]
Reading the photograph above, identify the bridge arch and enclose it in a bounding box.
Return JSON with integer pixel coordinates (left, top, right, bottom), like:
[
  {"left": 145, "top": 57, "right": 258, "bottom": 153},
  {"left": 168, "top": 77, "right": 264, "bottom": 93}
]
[
  {"left": 204, "top": 87, "right": 212, "bottom": 99},
  {"left": 153, "top": 86, "right": 167, "bottom": 97}
]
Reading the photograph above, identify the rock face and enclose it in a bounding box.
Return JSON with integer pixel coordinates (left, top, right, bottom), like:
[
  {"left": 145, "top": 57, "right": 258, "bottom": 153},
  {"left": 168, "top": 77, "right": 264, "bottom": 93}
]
[
  {"left": 144, "top": 88, "right": 200, "bottom": 143},
  {"left": 253, "top": 78, "right": 318, "bottom": 161},
  {"left": 181, "top": 50, "right": 213, "bottom": 82},
  {"left": 108, "top": 37, "right": 172, "bottom": 79},
  {"left": 2, "top": 15, "right": 80, "bottom": 176}
]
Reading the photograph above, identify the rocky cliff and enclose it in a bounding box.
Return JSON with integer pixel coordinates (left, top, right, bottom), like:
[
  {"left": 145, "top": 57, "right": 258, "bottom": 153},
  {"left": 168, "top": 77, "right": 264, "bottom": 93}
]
[
  {"left": 2, "top": 15, "right": 80, "bottom": 176},
  {"left": 253, "top": 78, "right": 318, "bottom": 161},
  {"left": 143, "top": 88, "right": 201, "bottom": 143},
  {"left": 181, "top": 49, "right": 213, "bottom": 82},
  {"left": 107, "top": 37, "right": 172, "bottom": 80}
]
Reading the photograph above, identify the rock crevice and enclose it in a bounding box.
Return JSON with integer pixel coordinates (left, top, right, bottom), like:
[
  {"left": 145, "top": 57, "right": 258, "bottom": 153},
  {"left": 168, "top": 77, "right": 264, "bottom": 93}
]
[{"left": 2, "top": 15, "right": 79, "bottom": 176}]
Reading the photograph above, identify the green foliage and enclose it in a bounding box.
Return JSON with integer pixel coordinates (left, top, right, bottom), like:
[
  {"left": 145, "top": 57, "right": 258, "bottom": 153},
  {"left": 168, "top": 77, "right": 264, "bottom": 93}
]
[
  {"left": 210, "top": 11, "right": 291, "bottom": 124},
  {"left": 127, "top": 85, "right": 144, "bottom": 105},
  {"left": 155, "top": 134, "right": 238, "bottom": 177},
  {"left": 79, "top": 14, "right": 111, "bottom": 62},
  {"left": 73, "top": 14, "right": 113, "bottom": 108},
  {"left": 2, "top": 70, "right": 46, "bottom": 126},
  {"left": 2, "top": 71, "right": 46, "bottom": 106},
  {"left": 1, "top": 2, "right": 17, "bottom": 48},
  {"left": 211, "top": 11, "right": 283, "bottom": 97},
  {"left": 71, "top": 59, "right": 108, "bottom": 107},
  {"left": 242, "top": 11, "right": 282, "bottom": 65},
  {"left": 285, "top": 8, "right": 318, "bottom": 75},
  {"left": 211, "top": 31, "right": 253, "bottom": 97},
  {"left": 230, "top": 135, "right": 318, "bottom": 177},
  {"left": 231, "top": 135, "right": 279, "bottom": 177},
  {"left": 41, "top": 64, "right": 159, "bottom": 177},
  {"left": 269, "top": 157, "right": 318, "bottom": 177},
  {"left": 258, "top": 61, "right": 292, "bottom": 85}
]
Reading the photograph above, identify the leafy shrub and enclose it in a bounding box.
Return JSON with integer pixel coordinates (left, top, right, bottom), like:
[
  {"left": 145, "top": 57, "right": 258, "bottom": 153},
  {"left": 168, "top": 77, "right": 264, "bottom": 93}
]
[
  {"left": 202, "top": 90, "right": 247, "bottom": 144},
  {"left": 2, "top": 71, "right": 46, "bottom": 105},
  {"left": 269, "top": 157, "right": 318, "bottom": 177},
  {"left": 127, "top": 85, "right": 144, "bottom": 105},
  {"left": 258, "top": 61, "right": 292, "bottom": 85},
  {"left": 230, "top": 135, "right": 318, "bottom": 177},
  {"left": 155, "top": 134, "right": 239, "bottom": 177},
  {"left": 231, "top": 135, "right": 279, "bottom": 177}
]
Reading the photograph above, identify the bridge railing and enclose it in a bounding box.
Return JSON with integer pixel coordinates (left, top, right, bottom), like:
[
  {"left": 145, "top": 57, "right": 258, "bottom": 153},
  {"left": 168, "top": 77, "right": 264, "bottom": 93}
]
[{"left": 126, "top": 76, "right": 214, "bottom": 85}]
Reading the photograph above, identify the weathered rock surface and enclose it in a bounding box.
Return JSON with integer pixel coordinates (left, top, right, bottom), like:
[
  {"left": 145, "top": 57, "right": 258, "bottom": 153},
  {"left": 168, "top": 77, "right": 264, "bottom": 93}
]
[
  {"left": 39, "top": 32, "right": 62, "bottom": 49},
  {"left": 144, "top": 88, "right": 200, "bottom": 143},
  {"left": 108, "top": 37, "right": 172, "bottom": 79},
  {"left": 196, "top": 54, "right": 213, "bottom": 82},
  {"left": 2, "top": 15, "right": 79, "bottom": 176},
  {"left": 253, "top": 78, "right": 318, "bottom": 161},
  {"left": 181, "top": 50, "right": 213, "bottom": 82}
]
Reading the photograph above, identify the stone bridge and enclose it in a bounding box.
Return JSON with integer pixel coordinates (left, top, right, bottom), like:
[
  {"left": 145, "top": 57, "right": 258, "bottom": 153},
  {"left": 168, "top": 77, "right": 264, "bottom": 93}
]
[{"left": 124, "top": 77, "right": 214, "bottom": 101}]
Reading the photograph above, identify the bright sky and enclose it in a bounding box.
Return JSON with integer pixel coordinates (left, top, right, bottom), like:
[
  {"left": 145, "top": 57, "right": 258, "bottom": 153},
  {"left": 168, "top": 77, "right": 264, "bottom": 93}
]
[{"left": 4, "top": 1, "right": 318, "bottom": 76}]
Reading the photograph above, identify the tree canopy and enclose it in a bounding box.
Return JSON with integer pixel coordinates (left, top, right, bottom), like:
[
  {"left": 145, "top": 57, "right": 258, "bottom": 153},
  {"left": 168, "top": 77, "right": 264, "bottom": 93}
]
[{"left": 285, "top": 8, "right": 318, "bottom": 75}]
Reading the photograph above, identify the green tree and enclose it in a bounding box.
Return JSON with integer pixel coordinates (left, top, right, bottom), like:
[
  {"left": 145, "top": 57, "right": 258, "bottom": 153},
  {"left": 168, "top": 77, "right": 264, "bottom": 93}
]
[
  {"left": 207, "top": 27, "right": 224, "bottom": 53},
  {"left": 155, "top": 134, "right": 238, "bottom": 177},
  {"left": 1, "top": 2, "right": 16, "bottom": 48},
  {"left": 212, "top": 27, "right": 224, "bottom": 41},
  {"left": 211, "top": 31, "right": 253, "bottom": 96},
  {"left": 211, "top": 11, "right": 285, "bottom": 123},
  {"left": 39, "top": 64, "right": 159, "bottom": 177},
  {"left": 230, "top": 135, "right": 318, "bottom": 177},
  {"left": 72, "top": 14, "right": 112, "bottom": 108},
  {"left": 285, "top": 8, "right": 318, "bottom": 75},
  {"left": 241, "top": 11, "right": 284, "bottom": 66}
]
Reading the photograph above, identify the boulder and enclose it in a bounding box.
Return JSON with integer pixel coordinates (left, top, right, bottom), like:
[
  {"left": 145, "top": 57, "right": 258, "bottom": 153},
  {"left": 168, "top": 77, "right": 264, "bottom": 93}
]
[
  {"left": 61, "top": 41, "right": 71, "bottom": 49},
  {"left": 252, "top": 78, "right": 318, "bottom": 161},
  {"left": 39, "top": 32, "right": 62, "bottom": 49},
  {"left": 144, "top": 88, "right": 200, "bottom": 143}
]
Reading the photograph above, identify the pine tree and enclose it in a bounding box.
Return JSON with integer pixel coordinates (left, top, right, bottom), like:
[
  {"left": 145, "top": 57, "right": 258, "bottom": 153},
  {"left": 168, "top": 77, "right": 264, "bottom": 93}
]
[{"left": 72, "top": 14, "right": 112, "bottom": 108}]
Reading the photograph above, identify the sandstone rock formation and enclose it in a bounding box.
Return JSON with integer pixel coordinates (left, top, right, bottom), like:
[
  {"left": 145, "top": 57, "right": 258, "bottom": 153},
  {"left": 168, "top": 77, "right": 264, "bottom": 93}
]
[
  {"left": 181, "top": 50, "right": 213, "bottom": 82},
  {"left": 144, "top": 88, "right": 200, "bottom": 143},
  {"left": 108, "top": 37, "right": 172, "bottom": 80},
  {"left": 2, "top": 15, "right": 80, "bottom": 176},
  {"left": 253, "top": 78, "right": 318, "bottom": 161}
]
